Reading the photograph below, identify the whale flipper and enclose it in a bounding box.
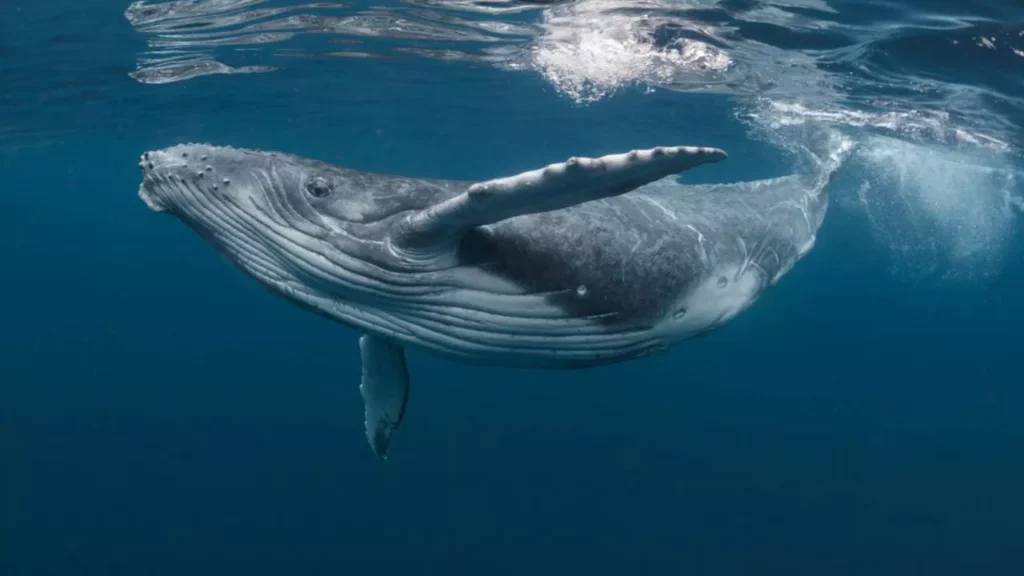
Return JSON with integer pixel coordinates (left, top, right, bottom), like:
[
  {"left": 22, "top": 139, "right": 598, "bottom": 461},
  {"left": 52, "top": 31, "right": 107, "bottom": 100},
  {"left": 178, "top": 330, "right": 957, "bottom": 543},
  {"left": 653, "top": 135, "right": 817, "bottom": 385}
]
[
  {"left": 359, "top": 334, "right": 409, "bottom": 459},
  {"left": 391, "top": 145, "right": 727, "bottom": 264}
]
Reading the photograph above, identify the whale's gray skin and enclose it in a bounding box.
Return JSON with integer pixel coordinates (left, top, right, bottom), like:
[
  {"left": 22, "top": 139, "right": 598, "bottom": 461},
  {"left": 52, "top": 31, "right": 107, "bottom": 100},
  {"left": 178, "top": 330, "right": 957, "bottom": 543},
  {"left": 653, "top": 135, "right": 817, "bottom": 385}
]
[{"left": 136, "top": 138, "right": 853, "bottom": 458}]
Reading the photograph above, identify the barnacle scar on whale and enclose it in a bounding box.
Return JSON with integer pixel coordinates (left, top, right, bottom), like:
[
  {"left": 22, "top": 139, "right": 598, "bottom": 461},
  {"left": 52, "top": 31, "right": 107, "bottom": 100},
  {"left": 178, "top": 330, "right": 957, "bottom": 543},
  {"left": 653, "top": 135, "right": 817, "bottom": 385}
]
[{"left": 137, "top": 139, "right": 853, "bottom": 458}]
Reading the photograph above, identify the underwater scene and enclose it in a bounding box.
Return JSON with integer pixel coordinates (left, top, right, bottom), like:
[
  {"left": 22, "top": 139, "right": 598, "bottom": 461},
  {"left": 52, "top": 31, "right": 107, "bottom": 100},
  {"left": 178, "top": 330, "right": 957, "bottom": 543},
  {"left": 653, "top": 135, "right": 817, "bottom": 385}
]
[{"left": 2, "top": 0, "right": 1023, "bottom": 573}]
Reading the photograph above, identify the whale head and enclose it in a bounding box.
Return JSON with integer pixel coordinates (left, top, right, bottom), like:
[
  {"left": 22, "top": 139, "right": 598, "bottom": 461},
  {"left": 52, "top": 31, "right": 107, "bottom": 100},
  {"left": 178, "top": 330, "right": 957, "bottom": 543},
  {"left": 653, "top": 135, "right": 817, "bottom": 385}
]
[
  {"left": 137, "top": 143, "right": 347, "bottom": 227},
  {"left": 136, "top": 143, "right": 398, "bottom": 303}
]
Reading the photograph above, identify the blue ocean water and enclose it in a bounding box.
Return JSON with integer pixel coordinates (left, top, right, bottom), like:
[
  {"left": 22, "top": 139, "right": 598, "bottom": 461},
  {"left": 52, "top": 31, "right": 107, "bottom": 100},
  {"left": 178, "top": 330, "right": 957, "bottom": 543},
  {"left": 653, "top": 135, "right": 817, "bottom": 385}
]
[{"left": 2, "top": 0, "right": 1024, "bottom": 574}]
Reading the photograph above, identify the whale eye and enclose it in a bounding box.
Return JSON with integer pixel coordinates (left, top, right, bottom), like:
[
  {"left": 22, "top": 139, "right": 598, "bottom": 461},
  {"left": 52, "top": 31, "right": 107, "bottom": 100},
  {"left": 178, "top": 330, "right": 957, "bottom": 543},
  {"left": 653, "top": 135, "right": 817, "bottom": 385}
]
[{"left": 305, "top": 177, "right": 333, "bottom": 198}]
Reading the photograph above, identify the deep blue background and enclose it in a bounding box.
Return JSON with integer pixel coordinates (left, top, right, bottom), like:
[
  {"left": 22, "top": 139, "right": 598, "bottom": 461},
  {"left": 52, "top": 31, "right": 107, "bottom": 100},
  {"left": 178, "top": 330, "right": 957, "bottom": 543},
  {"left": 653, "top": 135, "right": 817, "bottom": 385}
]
[{"left": 3, "top": 0, "right": 1024, "bottom": 574}]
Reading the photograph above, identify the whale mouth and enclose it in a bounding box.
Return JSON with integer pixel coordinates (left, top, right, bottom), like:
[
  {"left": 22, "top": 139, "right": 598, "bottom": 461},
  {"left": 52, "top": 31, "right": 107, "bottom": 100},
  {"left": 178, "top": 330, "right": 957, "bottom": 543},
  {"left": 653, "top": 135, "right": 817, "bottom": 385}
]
[
  {"left": 137, "top": 150, "right": 171, "bottom": 212},
  {"left": 138, "top": 183, "right": 167, "bottom": 212}
]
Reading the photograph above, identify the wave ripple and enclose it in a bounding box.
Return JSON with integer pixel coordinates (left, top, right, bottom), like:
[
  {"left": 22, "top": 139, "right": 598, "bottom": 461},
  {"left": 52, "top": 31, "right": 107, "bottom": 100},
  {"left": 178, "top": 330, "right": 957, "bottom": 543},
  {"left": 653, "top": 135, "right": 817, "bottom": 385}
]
[{"left": 124, "top": 0, "right": 542, "bottom": 83}]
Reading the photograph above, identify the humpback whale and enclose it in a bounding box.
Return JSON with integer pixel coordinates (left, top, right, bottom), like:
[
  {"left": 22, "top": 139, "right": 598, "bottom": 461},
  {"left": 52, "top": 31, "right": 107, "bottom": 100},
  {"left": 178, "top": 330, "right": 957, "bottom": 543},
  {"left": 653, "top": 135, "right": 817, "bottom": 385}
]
[{"left": 137, "top": 138, "right": 852, "bottom": 458}]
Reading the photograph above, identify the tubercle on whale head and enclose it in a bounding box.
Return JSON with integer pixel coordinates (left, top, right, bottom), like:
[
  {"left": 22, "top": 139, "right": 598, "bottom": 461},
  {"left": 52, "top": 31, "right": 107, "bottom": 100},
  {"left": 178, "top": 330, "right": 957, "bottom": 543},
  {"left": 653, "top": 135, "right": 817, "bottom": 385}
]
[{"left": 136, "top": 144, "right": 266, "bottom": 217}]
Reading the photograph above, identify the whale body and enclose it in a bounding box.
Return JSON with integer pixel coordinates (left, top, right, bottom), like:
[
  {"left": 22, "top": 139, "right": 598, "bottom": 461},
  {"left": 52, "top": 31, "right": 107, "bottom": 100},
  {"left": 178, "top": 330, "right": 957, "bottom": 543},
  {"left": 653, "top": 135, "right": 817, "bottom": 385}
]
[{"left": 137, "top": 138, "right": 852, "bottom": 457}]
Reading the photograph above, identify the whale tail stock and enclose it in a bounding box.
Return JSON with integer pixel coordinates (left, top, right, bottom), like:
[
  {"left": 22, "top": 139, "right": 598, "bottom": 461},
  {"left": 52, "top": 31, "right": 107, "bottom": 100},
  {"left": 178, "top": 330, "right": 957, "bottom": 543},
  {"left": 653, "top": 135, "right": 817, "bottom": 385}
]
[{"left": 795, "top": 125, "right": 859, "bottom": 190}]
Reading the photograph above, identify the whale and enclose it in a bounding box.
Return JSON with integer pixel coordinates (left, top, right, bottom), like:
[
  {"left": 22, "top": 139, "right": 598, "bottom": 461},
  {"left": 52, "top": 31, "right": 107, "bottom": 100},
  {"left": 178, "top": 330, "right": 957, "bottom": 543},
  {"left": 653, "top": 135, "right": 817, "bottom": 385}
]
[{"left": 136, "top": 136, "right": 853, "bottom": 458}]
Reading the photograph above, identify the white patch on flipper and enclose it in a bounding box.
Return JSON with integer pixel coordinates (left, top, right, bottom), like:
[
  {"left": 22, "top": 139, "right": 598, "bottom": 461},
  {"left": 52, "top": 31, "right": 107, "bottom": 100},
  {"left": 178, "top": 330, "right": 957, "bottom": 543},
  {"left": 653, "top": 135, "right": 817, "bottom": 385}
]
[
  {"left": 359, "top": 333, "right": 410, "bottom": 459},
  {"left": 657, "top": 264, "right": 763, "bottom": 339}
]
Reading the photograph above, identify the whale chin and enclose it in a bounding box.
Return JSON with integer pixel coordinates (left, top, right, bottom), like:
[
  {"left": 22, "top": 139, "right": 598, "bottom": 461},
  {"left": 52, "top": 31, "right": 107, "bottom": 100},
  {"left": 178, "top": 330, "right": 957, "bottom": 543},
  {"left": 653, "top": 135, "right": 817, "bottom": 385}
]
[{"left": 138, "top": 184, "right": 168, "bottom": 213}]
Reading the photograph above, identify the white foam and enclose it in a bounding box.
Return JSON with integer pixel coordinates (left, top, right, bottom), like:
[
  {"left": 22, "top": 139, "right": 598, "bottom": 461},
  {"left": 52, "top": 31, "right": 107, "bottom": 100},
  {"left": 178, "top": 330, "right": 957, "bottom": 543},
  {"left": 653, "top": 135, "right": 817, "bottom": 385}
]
[
  {"left": 749, "top": 101, "right": 1012, "bottom": 153},
  {"left": 845, "top": 136, "right": 1021, "bottom": 280},
  {"left": 528, "top": 0, "right": 732, "bottom": 103}
]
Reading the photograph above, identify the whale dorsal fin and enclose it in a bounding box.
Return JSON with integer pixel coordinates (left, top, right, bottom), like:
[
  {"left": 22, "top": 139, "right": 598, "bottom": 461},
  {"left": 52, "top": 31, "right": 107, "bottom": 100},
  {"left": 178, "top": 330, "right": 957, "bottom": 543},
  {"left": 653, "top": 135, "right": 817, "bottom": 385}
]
[{"left": 389, "top": 145, "right": 727, "bottom": 266}]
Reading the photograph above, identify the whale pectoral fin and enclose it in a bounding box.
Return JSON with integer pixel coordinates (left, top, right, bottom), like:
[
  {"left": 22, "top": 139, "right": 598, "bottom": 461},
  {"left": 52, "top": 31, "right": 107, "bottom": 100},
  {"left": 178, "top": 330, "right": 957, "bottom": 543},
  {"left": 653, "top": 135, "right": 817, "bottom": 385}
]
[
  {"left": 391, "top": 145, "right": 727, "bottom": 259},
  {"left": 359, "top": 333, "right": 410, "bottom": 459}
]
